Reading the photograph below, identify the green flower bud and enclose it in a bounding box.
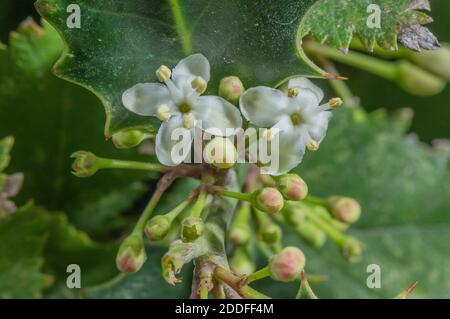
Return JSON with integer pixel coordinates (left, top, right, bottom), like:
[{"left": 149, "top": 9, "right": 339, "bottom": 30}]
[
  {"left": 252, "top": 187, "right": 284, "bottom": 215},
  {"left": 116, "top": 235, "right": 147, "bottom": 273},
  {"left": 219, "top": 76, "right": 245, "bottom": 104},
  {"left": 295, "top": 222, "right": 326, "bottom": 248},
  {"left": 145, "top": 215, "right": 171, "bottom": 241},
  {"left": 281, "top": 202, "right": 307, "bottom": 226},
  {"left": 112, "top": 128, "right": 151, "bottom": 149},
  {"left": 341, "top": 237, "right": 363, "bottom": 262},
  {"left": 260, "top": 223, "right": 282, "bottom": 245},
  {"left": 327, "top": 196, "right": 361, "bottom": 224},
  {"left": 408, "top": 43, "right": 450, "bottom": 81},
  {"left": 395, "top": 61, "right": 446, "bottom": 96},
  {"left": 230, "top": 248, "right": 255, "bottom": 276},
  {"left": 269, "top": 247, "right": 305, "bottom": 282},
  {"left": 181, "top": 217, "right": 204, "bottom": 242},
  {"left": 204, "top": 137, "right": 237, "bottom": 169},
  {"left": 276, "top": 174, "right": 308, "bottom": 201},
  {"left": 229, "top": 225, "right": 251, "bottom": 246},
  {"left": 70, "top": 151, "right": 101, "bottom": 177}
]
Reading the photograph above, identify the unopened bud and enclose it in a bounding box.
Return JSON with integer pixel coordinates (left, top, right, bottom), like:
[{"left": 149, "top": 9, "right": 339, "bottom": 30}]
[
  {"left": 70, "top": 151, "right": 100, "bottom": 177},
  {"left": 341, "top": 237, "right": 362, "bottom": 262},
  {"left": 219, "top": 76, "right": 245, "bottom": 104},
  {"left": 277, "top": 174, "right": 308, "bottom": 201},
  {"left": 204, "top": 137, "right": 237, "bottom": 169},
  {"left": 230, "top": 248, "right": 255, "bottom": 276},
  {"left": 269, "top": 247, "right": 305, "bottom": 282},
  {"left": 295, "top": 222, "right": 326, "bottom": 248},
  {"left": 181, "top": 217, "right": 204, "bottom": 242},
  {"left": 395, "top": 61, "right": 446, "bottom": 96},
  {"left": 327, "top": 196, "right": 361, "bottom": 224},
  {"left": 145, "top": 215, "right": 171, "bottom": 241},
  {"left": 229, "top": 225, "right": 251, "bottom": 246},
  {"left": 116, "top": 235, "right": 146, "bottom": 273},
  {"left": 156, "top": 65, "right": 171, "bottom": 82},
  {"left": 281, "top": 202, "right": 307, "bottom": 226},
  {"left": 112, "top": 129, "right": 150, "bottom": 149},
  {"left": 409, "top": 43, "right": 450, "bottom": 81},
  {"left": 252, "top": 188, "right": 284, "bottom": 215},
  {"left": 260, "top": 223, "right": 282, "bottom": 244}
]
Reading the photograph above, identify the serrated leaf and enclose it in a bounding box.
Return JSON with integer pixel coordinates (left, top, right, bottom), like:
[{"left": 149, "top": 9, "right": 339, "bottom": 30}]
[
  {"left": 36, "top": 0, "right": 318, "bottom": 136},
  {"left": 252, "top": 108, "right": 450, "bottom": 298},
  {"left": 297, "top": 0, "right": 439, "bottom": 75},
  {"left": 0, "top": 19, "right": 153, "bottom": 228}
]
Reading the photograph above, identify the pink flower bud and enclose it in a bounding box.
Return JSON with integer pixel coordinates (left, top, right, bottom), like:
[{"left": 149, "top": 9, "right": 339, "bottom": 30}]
[
  {"left": 269, "top": 247, "right": 305, "bottom": 282},
  {"left": 327, "top": 196, "right": 361, "bottom": 224},
  {"left": 252, "top": 187, "right": 284, "bottom": 215},
  {"left": 116, "top": 235, "right": 146, "bottom": 273},
  {"left": 277, "top": 174, "right": 308, "bottom": 201}
]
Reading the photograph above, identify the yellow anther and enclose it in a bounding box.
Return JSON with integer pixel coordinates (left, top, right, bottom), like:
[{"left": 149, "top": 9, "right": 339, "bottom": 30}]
[
  {"left": 262, "top": 128, "right": 274, "bottom": 141},
  {"left": 182, "top": 113, "right": 197, "bottom": 129},
  {"left": 329, "top": 97, "right": 343, "bottom": 109},
  {"left": 191, "top": 76, "right": 207, "bottom": 94},
  {"left": 307, "top": 140, "right": 319, "bottom": 152},
  {"left": 156, "top": 65, "right": 171, "bottom": 82},
  {"left": 156, "top": 104, "right": 171, "bottom": 121},
  {"left": 288, "top": 87, "right": 299, "bottom": 98}
]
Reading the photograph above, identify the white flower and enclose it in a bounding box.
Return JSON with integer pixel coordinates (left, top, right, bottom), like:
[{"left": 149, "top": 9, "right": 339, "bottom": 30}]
[
  {"left": 240, "top": 78, "right": 340, "bottom": 175},
  {"left": 122, "top": 54, "right": 243, "bottom": 166}
]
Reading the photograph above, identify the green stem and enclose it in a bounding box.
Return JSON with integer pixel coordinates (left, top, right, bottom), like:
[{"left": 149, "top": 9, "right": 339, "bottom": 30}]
[
  {"left": 190, "top": 188, "right": 207, "bottom": 218},
  {"left": 133, "top": 174, "right": 176, "bottom": 235},
  {"left": 97, "top": 157, "right": 166, "bottom": 173},
  {"left": 165, "top": 197, "right": 193, "bottom": 221},
  {"left": 169, "top": 0, "right": 193, "bottom": 54},
  {"left": 296, "top": 271, "right": 318, "bottom": 299},
  {"left": 305, "top": 41, "right": 397, "bottom": 81},
  {"left": 304, "top": 195, "right": 327, "bottom": 207},
  {"left": 217, "top": 189, "right": 253, "bottom": 202},
  {"left": 304, "top": 207, "right": 347, "bottom": 245},
  {"left": 200, "top": 286, "right": 209, "bottom": 299},
  {"left": 247, "top": 266, "right": 270, "bottom": 283},
  {"left": 214, "top": 266, "right": 270, "bottom": 299}
]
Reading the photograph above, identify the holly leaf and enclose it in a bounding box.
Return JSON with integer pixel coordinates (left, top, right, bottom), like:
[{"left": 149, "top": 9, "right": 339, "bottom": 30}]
[
  {"left": 252, "top": 108, "right": 450, "bottom": 298},
  {"left": 35, "top": 0, "right": 319, "bottom": 136},
  {"left": 0, "top": 19, "right": 152, "bottom": 229},
  {"left": 297, "top": 0, "right": 439, "bottom": 75}
]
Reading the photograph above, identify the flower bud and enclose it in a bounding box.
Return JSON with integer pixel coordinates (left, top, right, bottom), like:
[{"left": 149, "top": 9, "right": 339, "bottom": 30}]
[
  {"left": 269, "top": 247, "right": 305, "bottom": 282},
  {"left": 327, "top": 196, "right": 361, "bottom": 224},
  {"left": 230, "top": 248, "right": 255, "bottom": 276},
  {"left": 281, "top": 202, "right": 307, "bottom": 226},
  {"left": 145, "top": 215, "right": 171, "bottom": 241},
  {"left": 229, "top": 225, "right": 251, "bottom": 246},
  {"left": 112, "top": 129, "right": 150, "bottom": 149},
  {"left": 181, "top": 217, "right": 204, "bottom": 242},
  {"left": 204, "top": 137, "right": 237, "bottom": 169},
  {"left": 260, "top": 223, "right": 282, "bottom": 244},
  {"left": 219, "top": 76, "right": 245, "bottom": 104},
  {"left": 70, "top": 151, "right": 100, "bottom": 177},
  {"left": 409, "top": 43, "right": 450, "bottom": 81},
  {"left": 251, "top": 188, "right": 284, "bottom": 215},
  {"left": 295, "top": 222, "right": 326, "bottom": 248},
  {"left": 116, "top": 235, "right": 146, "bottom": 273},
  {"left": 395, "top": 61, "right": 446, "bottom": 96},
  {"left": 341, "top": 237, "right": 362, "bottom": 262},
  {"left": 276, "top": 174, "right": 308, "bottom": 201}
]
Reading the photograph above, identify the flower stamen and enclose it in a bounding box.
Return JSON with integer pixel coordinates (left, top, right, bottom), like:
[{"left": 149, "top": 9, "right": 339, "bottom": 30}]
[
  {"left": 262, "top": 128, "right": 275, "bottom": 141},
  {"left": 307, "top": 140, "right": 319, "bottom": 152},
  {"left": 288, "top": 88, "right": 299, "bottom": 98},
  {"left": 156, "top": 65, "right": 171, "bottom": 82},
  {"left": 191, "top": 76, "right": 207, "bottom": 94},
  {"left": 290, "top": 113, "right": 303, "bottom": 126},
  {"left": 182, "top": 113, "right": 197, "bottom": 129},
  {"left": 156, "top": 104, "right": 172, "bottom": 121},
  {"left": 328, "top": 97, "right": 343, "bottom": 109}
]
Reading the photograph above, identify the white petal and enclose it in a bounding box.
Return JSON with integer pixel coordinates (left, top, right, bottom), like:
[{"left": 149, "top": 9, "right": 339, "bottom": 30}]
[
  {"left": 259, "top": 130, "right": 306, "bottom": 176},
  {"left": 306, "top": 111, "right": 332, "bottom": 143},
  {"left": 288, "top": 78, "right": 324, "bottom": 104},
  {"left": 290, "top": 89, "right": 321, "bottom": 114},
  {"left": 172, "top": 54, "right": 211, "bottom": 91},
  {"left": 239, "top": 87, "right": 289, "bottom": 127},
  {"left": 122, "top": 83, "right": 176, "bottom": 116},
  {"left": 191, "top": 96, "right": 243, "bottom": 136},
  {"left": 155, "top": 115, "right": 193, "bottom": 166}
]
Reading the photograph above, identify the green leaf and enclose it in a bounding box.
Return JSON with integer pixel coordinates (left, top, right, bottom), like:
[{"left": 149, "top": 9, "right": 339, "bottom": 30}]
[
  {"left": 0, "top": 19, "right": 152, "bottom": 229},
  {"left": 0, "top": 136, "right": 14, "bottom": 172},
  {"left": 297, "top": 0, "right": 438, "bottom": 75},
  {"left": 253, "top": 108, "right": 450, "bottom": 298},
  {"left": 0, "top": 203, "right": 120, "bottom": 297},
  {"left": 36, "top": 0, "right": 317, "bottom": 136}
]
